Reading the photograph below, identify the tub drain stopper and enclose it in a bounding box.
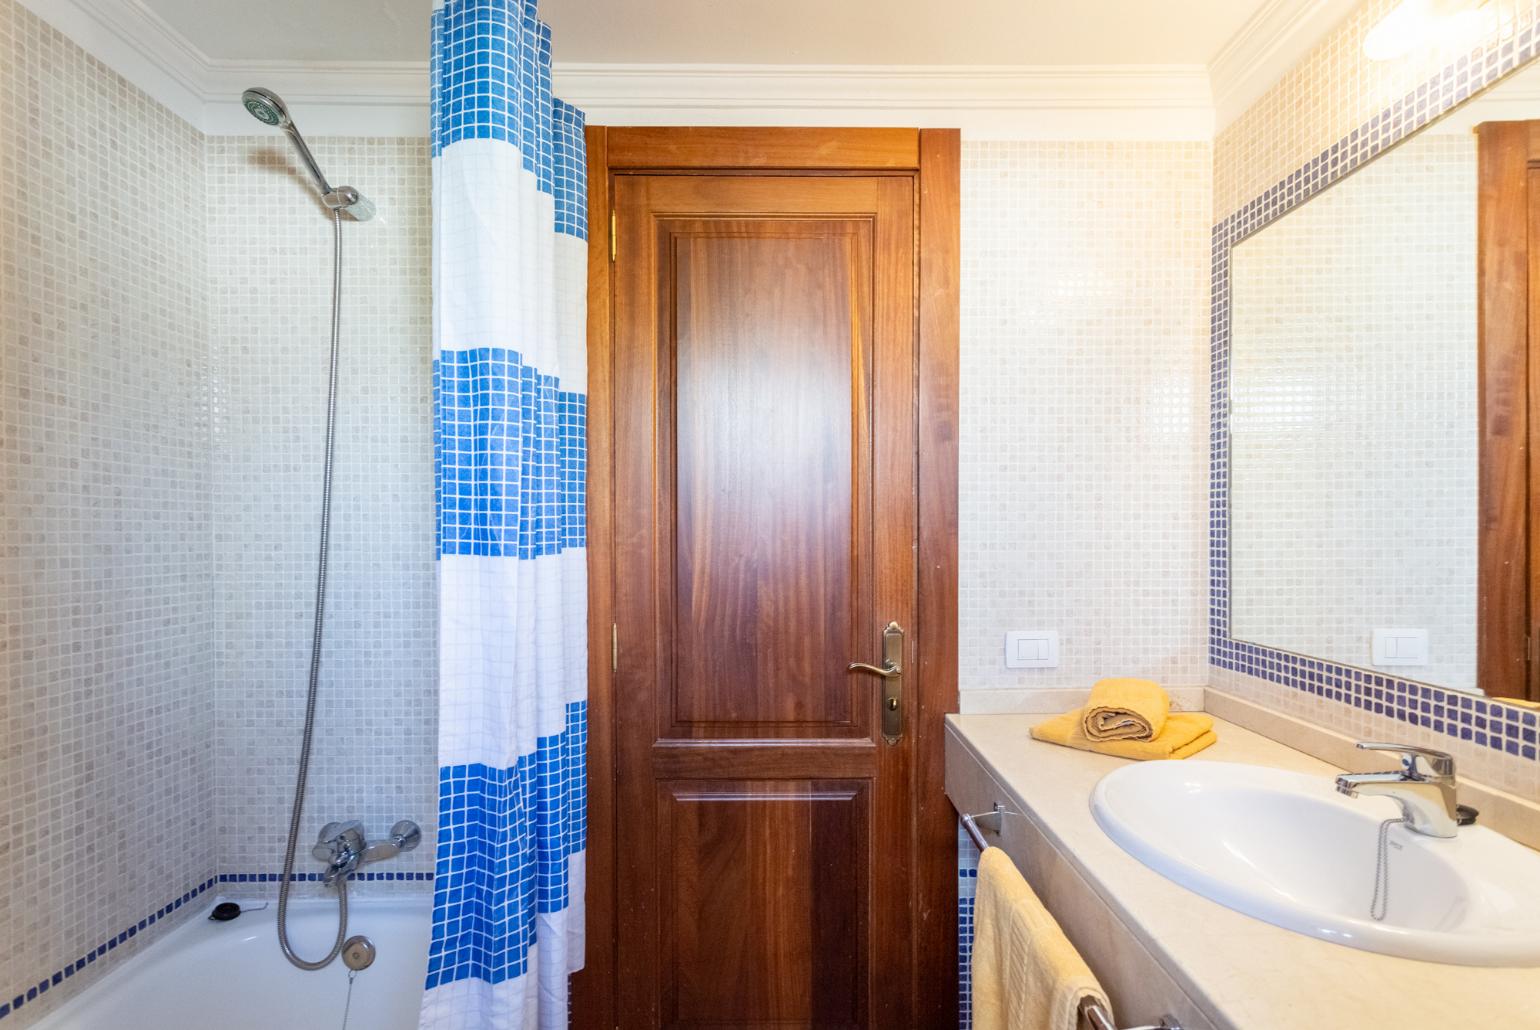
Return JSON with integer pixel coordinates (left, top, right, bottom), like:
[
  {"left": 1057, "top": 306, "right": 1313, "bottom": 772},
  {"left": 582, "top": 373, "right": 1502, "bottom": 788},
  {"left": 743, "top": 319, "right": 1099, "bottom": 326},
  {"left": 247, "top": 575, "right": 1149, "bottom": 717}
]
[{"left": 208, "top": 902, "right": 242, "bottom": 922}]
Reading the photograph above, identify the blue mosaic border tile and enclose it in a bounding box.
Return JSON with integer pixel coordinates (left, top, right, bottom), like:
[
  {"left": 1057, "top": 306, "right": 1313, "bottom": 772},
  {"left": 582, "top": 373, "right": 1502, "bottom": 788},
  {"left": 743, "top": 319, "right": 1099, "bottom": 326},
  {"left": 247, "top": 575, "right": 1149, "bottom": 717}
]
[
  {"left": 0, "top": 870, "right": 438, "bottom": 1022},
  {"left": 1211, "top": 15, "right": 1540, "bottom": 762},
  {"left": 219, "top": 870, "right": 436, "bottom": 884},
  {"left": 957, "top": 824, "right": 980, "bottom": 1030},
  {"left": 0, "top": 877, "right": 217, "bottom": 1022}
]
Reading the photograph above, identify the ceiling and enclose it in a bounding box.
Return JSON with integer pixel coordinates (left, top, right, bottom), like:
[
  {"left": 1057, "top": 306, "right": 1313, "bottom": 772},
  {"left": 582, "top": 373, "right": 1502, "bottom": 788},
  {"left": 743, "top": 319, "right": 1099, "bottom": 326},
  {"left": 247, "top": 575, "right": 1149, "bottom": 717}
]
[
  {"left": 35, "top": 0, "right": 1357, "bottom": 137},
  {"left": 140, "top": 0, "right": 1277, "bottom": 66}
]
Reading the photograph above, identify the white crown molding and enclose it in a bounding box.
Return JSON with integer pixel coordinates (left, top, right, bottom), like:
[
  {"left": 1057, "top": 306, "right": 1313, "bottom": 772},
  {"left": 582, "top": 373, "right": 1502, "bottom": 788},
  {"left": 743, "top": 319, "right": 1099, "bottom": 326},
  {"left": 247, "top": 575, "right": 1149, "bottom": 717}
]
[
  {"left": 1209, "top": 0, "right": 1362, "bottom": 131},
  {"left": 19, "top": 0, "right": 1380, "bottom": 142},
  {"left": 199, "top": 60, "right": 428, "bottom": 135},
  {"left": 15, "top": 0, "right": 206, "bottom": 124},
  {"left": 16, "top": 0, "right": 430, "bottom": 135},
  {"left": 553, "top": 63, "right": 1215, "bottom": 140},
  {"left": 17, "top": 0, "right": 1214, "bottom": 139}
]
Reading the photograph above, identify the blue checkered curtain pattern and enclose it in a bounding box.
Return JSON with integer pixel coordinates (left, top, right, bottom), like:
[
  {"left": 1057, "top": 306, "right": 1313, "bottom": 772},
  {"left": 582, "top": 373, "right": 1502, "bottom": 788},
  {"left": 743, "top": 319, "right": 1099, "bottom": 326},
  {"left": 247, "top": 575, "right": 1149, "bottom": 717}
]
[{"left": 422, "top": 1, "right": 588, "bottom": 1027}]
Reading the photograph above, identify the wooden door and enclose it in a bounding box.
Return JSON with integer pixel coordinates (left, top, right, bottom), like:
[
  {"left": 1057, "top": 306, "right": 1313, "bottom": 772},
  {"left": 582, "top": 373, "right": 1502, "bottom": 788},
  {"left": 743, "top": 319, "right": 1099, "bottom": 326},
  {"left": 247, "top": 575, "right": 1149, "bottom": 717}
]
[
  {"left": 611, "top": 171, "right": 916, "bottom": 1028},
  {"left": 1477, "top": 119, "right": 1540, "bottom": 701}
]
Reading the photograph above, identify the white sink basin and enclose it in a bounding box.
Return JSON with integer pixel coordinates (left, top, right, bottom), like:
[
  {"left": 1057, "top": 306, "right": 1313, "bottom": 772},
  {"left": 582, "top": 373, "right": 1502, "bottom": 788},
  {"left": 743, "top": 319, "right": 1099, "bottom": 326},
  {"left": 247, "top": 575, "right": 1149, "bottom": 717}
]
[{"left": 1091, "top": 761, "right": 1540, "bottom": 966}]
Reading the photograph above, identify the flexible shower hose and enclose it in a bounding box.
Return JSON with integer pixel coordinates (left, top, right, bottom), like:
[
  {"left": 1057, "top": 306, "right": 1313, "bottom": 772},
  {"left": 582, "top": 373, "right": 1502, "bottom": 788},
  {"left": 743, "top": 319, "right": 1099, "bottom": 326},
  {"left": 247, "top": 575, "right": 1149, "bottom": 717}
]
[{"left": 277, "top": 208, "right": 349, "bottom": 970}]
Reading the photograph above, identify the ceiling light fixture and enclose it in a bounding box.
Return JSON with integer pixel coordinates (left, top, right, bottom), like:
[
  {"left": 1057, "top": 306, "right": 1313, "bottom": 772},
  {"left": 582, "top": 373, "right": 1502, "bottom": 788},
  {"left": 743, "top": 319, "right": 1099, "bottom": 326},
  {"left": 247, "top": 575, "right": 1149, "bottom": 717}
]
[{"left": 1363, "top": 0, "right": 1499, "bottom": 62}]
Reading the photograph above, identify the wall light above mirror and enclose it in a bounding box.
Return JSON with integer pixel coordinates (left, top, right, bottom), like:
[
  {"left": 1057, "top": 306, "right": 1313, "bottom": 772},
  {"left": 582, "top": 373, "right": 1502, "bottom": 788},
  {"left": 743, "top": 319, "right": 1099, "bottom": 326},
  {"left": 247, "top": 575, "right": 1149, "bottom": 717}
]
[
  {"left": 1227, "top": 55, "right": 1540, "bottom": 700},
  {"left": 1363, "top": 1, "right": 1505, "bottom": 62}
]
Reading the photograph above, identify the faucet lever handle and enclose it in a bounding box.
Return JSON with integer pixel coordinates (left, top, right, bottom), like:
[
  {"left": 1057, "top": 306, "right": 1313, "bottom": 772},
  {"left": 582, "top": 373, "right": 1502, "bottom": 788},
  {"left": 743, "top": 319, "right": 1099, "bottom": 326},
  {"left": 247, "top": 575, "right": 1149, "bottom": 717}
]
[{"left": 1355, "top": 741, "right": 1455, "bottom": 779}]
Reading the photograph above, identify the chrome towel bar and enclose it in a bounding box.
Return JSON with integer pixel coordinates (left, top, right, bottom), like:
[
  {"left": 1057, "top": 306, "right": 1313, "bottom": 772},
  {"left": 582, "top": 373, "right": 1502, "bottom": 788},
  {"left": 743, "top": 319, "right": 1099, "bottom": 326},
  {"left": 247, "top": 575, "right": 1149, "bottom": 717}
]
[
  {"left": 960, "top": 802, "right": 1004, "bottom": 851},
  {"left": 1078, "top": 997, "right": 1183, "bottom": 1030},
  {"left": 960, "top": 804, "right": 1184, "bottom": 1030}
]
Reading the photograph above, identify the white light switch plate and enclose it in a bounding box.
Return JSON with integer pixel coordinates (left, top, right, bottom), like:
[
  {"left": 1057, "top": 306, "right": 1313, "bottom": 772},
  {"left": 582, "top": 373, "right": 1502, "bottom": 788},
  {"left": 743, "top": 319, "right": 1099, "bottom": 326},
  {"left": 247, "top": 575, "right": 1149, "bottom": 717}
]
[
  {"left": 1372, "top": 628, "right": 1429, "bottom": 667},
  {"left": 1005, "top": 630, "right": 1059, "bottom": 669}
]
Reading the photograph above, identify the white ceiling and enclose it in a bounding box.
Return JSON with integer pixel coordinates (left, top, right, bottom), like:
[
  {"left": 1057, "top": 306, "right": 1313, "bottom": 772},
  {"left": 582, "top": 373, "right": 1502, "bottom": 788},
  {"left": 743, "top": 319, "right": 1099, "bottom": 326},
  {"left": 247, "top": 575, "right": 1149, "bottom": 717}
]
[
  {"left": 139, "top": 0, "right": 1276, "bottom": 67},
  {"left": 28, "top": 0, "right": 1361, "bottom": 136},
  {"left": 142, "top": 0, "right": 422, "bottom": 63}
]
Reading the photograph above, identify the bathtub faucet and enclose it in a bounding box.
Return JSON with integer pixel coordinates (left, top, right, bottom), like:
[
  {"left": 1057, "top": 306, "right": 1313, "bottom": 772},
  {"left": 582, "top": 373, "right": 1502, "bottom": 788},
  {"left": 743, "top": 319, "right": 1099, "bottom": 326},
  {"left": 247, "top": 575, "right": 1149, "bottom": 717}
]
[
  {"left": 311, "top": 821, "right": 366, "bottom": 885},
  {"left": 310, "top": 820, "right": 422, "bottom": 886}
]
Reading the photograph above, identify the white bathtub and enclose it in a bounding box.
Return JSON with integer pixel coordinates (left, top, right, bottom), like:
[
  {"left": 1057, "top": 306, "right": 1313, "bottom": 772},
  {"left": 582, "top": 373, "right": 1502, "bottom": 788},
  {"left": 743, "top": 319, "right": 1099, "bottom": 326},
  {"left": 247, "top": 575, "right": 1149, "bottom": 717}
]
[{"left": 33, "top": 896, "right": 431, "bottom": 1030}]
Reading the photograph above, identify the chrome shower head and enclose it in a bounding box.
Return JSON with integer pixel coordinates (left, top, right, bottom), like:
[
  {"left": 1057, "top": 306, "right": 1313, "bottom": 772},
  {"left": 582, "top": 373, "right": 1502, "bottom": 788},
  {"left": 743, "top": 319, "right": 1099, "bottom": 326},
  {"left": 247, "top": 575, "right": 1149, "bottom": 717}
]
[
  {"left": 240, "top": 86, "right": 374, "bottom": 222},
  {"left": 241, "top": 87, "right": 290, "bottom": 128}
]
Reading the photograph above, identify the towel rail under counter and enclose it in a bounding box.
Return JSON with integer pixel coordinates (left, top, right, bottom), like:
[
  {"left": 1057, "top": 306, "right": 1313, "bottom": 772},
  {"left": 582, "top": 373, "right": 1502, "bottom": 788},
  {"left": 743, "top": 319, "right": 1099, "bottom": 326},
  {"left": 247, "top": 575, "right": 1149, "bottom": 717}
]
[
  {"left": 1078, "top": 998, "right": 1182, "bottom": 1030},
  {"left": 960, "top": 802, "right": 1005, "bottom": 851},
  {"left": 959, "top": 804, "right": 1184, "bottom": 1030}
]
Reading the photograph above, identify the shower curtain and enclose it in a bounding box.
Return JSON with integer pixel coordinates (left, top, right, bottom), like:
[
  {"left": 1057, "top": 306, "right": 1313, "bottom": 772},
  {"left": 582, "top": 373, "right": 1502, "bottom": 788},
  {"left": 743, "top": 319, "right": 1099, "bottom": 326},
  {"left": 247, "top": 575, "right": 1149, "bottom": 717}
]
[{"left": 421, "top": 1, "right": 587, "bottom": 1027}]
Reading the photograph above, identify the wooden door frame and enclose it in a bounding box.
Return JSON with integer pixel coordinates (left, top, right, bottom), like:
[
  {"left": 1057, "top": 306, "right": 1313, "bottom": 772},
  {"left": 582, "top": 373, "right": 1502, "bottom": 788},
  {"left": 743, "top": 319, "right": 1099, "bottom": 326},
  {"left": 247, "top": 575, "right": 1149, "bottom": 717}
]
[
  {"left": 1477, "top": 120, "right": 1540, "bottom": 702},
  {"left": 574, "top": 126, "right": 961, "bottom": 1029}
]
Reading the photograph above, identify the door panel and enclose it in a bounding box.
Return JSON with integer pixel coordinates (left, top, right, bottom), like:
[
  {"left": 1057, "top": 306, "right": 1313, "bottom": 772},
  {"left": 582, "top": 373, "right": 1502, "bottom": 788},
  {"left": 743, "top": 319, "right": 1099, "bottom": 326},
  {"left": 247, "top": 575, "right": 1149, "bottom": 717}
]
[
  {"left": 672, "top": 223, "right": 870, "bottom": 732},
  {"left": 613, "top": 174, "right": 917, "bottom": 1027},
  {"left": 659, "top": 781, "right": 869, "bottom": 1028}
]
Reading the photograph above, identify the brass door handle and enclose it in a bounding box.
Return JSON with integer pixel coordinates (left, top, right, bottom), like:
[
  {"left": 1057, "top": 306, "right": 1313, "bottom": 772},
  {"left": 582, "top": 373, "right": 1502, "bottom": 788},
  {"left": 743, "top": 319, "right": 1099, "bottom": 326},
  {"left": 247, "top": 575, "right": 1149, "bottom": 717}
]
[{"left": 847, "top": 621, "right": 903, "bottom": 744}]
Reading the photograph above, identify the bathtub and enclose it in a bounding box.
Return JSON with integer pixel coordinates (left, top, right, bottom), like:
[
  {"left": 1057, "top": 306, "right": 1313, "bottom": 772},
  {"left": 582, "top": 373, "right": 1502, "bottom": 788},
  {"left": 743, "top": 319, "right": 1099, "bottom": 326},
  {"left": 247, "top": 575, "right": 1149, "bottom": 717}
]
[{"left": 33, "top": 896, "right": 431, "bottom": 1029}]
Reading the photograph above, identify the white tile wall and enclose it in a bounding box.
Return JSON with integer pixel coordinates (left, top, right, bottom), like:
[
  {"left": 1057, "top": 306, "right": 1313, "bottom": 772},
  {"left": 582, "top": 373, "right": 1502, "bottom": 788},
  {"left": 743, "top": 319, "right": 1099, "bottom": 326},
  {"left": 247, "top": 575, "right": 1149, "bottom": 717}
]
[
  {"left": 1, "top": 2, "right": 439, "bottom": 1015},
  {"left": 959, "top": 142, "right": 1212, "bottom": 711},
  {"left": 206, "top": 137, "right": 437, "bottom": 890},
  {"left": 1229, "top": 129, "right": 1477, "bottom": 693},
  {"left": 0, "top": 0, "right": 214, "bottom": 1023}
]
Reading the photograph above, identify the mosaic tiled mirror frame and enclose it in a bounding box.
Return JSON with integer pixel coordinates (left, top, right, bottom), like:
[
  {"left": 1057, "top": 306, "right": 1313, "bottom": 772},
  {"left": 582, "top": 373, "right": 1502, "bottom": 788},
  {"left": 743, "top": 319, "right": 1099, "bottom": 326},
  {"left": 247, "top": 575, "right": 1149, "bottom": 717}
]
[{"left": 1209, "top": 20, "right": 1540, "bottom": 763}]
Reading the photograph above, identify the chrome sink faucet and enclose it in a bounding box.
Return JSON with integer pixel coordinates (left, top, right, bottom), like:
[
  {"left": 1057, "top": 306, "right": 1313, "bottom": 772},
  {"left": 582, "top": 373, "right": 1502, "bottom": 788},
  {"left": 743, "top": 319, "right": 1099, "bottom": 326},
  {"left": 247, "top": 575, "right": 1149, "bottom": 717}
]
[
  {"left": 311, "top": 820, "right": 422, "bottom": 886},
  {"left": 1335, "top": 742, "right": 1476, "bottom": 838}
]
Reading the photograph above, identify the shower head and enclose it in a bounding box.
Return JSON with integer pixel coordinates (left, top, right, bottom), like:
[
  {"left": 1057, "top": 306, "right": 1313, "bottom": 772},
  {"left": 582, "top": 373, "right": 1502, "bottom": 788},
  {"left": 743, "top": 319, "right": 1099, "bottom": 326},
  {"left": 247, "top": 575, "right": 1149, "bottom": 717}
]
[
  {"left": 241, "top": 86, "right": 374, "bottom": 222},
  {"left": 241, "top": 87, "right": 290, "bottom": 128}
]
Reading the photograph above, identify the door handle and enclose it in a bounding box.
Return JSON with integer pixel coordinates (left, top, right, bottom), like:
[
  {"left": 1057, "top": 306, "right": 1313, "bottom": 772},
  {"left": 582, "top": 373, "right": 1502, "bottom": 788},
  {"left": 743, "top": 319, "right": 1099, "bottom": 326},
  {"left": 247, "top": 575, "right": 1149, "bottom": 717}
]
[{"left": 847, "top": 621, "right": 903, "bottom": 744}]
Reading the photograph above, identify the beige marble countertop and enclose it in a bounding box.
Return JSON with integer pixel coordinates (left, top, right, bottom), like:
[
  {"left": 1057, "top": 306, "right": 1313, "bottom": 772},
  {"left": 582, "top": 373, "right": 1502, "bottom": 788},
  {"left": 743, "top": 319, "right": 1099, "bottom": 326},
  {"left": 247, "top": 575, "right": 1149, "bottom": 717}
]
[{"left": 948, "top": 713, "right": 1540, "bottom": 1030}]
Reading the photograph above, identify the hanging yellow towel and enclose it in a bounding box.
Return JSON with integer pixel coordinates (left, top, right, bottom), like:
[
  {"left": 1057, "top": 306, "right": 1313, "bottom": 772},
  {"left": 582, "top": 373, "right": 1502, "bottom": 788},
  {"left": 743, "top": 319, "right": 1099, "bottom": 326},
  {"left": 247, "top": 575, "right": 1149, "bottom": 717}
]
[
  {"left": 972, "top": 847, "right": 1111, "bottom": 1030},
  {"left": 1080, "top": 677, "right": 1169, "bottom": 741},
  {"left": 1032, "top": 708, "right": 1216, "bottom": 760}
]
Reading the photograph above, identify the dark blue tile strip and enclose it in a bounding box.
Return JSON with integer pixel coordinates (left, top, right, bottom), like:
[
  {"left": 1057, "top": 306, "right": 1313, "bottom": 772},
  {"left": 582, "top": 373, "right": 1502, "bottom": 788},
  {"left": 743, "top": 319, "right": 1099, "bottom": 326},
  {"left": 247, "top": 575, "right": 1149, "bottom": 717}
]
[
  {"left": 0, "top": 877, "right": 217, "bottom": 1022},
  {"left": 216, "top": 871, "right": 437, "bottom": 884},
  {"left": 1210, "top": 17, "right": 1540, "bottom": 760},
  {"left": 0, "top": 871, "right": 438, "bottom": 1022}
]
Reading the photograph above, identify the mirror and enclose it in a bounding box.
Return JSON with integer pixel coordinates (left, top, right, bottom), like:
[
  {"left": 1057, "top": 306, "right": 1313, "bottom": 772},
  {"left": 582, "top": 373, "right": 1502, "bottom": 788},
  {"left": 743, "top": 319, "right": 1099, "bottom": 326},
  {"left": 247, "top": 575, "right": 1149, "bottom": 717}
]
[{"left": 1228, "top": 58, "right": 1540, "bottom": 698}]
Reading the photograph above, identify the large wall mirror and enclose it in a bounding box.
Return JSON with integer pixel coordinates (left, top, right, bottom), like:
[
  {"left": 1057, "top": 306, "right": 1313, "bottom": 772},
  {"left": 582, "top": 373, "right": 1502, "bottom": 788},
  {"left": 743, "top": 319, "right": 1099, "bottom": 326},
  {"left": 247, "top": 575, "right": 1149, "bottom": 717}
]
[{"left": 1228, "top": 57, "right": 1540, "bottom": 701}]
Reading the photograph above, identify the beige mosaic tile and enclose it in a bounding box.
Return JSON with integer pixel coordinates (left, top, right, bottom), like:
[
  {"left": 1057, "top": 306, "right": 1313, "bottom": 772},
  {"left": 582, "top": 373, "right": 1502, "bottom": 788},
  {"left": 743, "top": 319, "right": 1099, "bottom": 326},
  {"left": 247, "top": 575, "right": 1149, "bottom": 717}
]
[
  {"left": 959, "top": 141, "right": 1212, "bottom": 707},
  {"left": 0, "top": 0, "right": 214, "bottom": 1022}
]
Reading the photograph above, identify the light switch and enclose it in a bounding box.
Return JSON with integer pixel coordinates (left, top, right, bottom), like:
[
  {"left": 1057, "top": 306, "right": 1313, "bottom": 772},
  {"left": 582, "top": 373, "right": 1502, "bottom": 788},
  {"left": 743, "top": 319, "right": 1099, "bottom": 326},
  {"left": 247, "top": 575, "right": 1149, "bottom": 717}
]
[
  {"left": 1005, "top": 630, "right": 1060, "bottom": 669},
  {"left": 1372, "top": 628, "right": 1429, "bottom": 667}
]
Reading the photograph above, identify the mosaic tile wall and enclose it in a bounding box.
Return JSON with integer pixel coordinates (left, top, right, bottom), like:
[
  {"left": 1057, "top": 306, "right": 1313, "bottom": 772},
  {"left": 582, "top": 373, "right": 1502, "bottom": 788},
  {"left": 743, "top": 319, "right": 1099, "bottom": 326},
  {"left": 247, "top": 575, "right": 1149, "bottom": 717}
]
[
  {"left": 1229, "top": 129, "right": 1477, "bottom": 693},
  {"left": 1211, "top": 0, "right": 1540, "bottom": 798},
  {"left": 206, "top": 137, "right": 438, "bottom": 892},
  {"left": 0, "top": 0, "right": 215, "bottom": 1023},
  {"left": 959, "top": 141, "right": 1212, "bottom": 709}
]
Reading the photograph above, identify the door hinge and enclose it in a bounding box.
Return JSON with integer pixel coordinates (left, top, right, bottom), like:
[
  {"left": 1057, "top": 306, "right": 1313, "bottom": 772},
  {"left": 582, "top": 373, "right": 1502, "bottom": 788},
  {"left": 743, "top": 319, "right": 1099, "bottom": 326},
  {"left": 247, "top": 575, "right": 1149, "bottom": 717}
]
[
  {"left": 609, "top": 209, "right": 616, "bottom": 262},
  {"left": 612, "top": 623, "right": 618, "bottom": 671}
]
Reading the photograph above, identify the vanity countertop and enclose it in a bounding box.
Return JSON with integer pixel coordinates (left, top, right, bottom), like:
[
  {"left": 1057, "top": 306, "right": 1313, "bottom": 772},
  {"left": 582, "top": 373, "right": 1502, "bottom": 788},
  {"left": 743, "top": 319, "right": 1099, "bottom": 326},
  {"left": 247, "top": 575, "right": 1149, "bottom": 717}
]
[{"left": 947, "top": 713, "right": 1540, "bottom": 1030}]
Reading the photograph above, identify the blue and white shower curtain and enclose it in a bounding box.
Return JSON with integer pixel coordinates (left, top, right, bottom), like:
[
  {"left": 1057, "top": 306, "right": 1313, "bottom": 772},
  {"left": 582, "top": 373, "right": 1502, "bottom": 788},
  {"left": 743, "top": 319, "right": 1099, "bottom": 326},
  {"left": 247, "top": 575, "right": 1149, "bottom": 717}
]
[{"left": 422, "top": 1, "right": 587, "bottom": 1027}]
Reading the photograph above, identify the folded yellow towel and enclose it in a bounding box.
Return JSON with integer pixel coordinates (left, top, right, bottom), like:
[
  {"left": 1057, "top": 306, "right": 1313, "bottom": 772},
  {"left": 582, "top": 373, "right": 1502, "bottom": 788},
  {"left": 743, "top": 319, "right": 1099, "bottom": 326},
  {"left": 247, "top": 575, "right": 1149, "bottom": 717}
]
[
  {"left": 972, "top": 847, "right": 1111, "bottom": 1030},
  {"left": 1032, "top": 708, "right": 1216, "bottom": 760},
  {"left": 1080, "top": 677, "right": 1169, "bottom": 741}
]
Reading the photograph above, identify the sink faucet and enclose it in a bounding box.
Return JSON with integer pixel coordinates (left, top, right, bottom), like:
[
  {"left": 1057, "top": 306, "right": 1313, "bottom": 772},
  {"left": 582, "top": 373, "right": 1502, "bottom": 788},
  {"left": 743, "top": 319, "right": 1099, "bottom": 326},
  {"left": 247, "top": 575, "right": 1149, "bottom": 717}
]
[{"left": 1335, "top": 742, "right": 1476, "bottom": 838}]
